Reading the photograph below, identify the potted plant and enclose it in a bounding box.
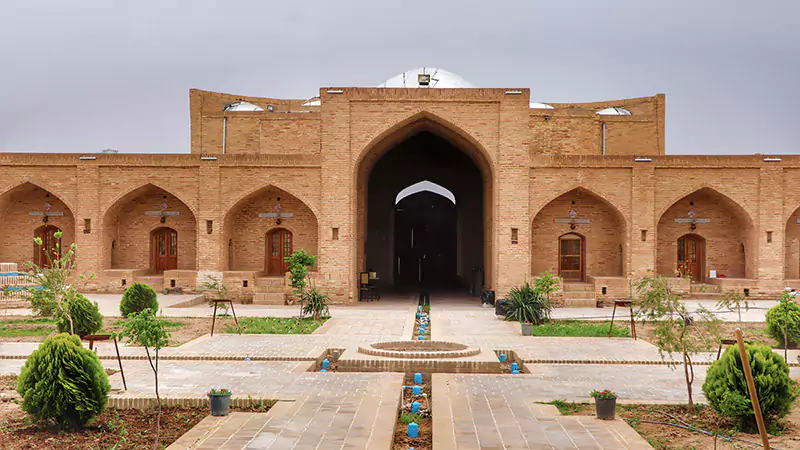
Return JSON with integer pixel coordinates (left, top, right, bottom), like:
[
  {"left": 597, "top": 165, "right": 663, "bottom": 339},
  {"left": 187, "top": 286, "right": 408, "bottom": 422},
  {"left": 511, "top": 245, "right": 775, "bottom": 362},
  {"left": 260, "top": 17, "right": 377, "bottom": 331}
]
[
  {"left": 209, "top": 388, "right": 232, "bottom": 416},
  {"left": 504, "top": 282, "right": 551, "bottom": 336},
  {"left": 590, "top": 389, "right": 617, "bottom": 419}
]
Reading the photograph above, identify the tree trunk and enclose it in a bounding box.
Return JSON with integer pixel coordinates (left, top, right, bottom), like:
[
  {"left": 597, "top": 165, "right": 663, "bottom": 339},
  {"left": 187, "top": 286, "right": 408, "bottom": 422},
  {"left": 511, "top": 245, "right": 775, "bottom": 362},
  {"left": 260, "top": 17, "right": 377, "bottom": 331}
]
[
  {"left": 146, "top": 347, "right": 161, "bottom": 450},
  {"left": 680, "top": 327, "right": 695, "bottom": 412}
]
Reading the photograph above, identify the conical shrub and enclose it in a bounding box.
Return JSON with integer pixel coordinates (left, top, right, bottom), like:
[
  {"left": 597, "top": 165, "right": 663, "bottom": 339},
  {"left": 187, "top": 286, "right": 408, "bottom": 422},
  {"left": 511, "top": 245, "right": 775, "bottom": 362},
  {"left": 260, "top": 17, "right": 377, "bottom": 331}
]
[
  {"left": 120, "top": 282, "right": 158, "bottom": 318},
  {"left": 56, "top": 291, "right": 103, "bottom": 337},
  {"left": 16, "top": 333, "right": 110, "bottom": 428},
  {"left": 702, "top": 343, "right": 798, "bottom": 431}
]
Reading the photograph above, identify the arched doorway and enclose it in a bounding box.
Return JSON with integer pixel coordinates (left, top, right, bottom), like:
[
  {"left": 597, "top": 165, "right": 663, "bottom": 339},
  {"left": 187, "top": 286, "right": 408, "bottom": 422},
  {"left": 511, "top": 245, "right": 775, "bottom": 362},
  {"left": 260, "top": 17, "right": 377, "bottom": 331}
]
[
  {"left": 656, "top": 187, "right": 754, "bottom": 279},
  {"left": 357, "top": 120, "right": 492, "bottom": 294},
  {"left": 266, "top": 228, "right": 292, "bottom": 275},
  {"left": 150, "top": 227, "right": 177, "bottom": 273},
  {"left": 558, "top": 233, "right": 585, "bottom": 281},
  {"left": 677, "top": 234, "right": 705, "bottom": 282},
  {"left": 34, "top": 225, "right": 61, "bottom": 268},
  {"left": 531, "top": 187, "right": 626, "bottom": 279}
]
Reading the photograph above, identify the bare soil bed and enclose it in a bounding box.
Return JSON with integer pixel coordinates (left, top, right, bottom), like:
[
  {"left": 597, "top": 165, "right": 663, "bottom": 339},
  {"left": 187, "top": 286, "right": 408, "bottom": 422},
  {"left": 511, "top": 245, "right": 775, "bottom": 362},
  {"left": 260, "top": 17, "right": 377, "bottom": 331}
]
[
  {"left": 392, "top": 372, "right": 432, "bottom": 450},
  {"left": 637, "top": 321, "right": 777, "bottom": 351},
  {"left": 550, "top": 401, "right": 800, "bottom": 449},
  {"left": 0, "top": 375, "right": 272, "bottom": 449}
]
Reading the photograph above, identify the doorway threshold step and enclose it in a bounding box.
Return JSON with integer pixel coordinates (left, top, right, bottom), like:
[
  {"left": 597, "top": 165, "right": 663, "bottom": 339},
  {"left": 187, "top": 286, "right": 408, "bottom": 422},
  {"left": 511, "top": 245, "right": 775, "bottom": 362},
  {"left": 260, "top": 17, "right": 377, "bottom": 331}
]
[{"left": 253, "top": 292, "right": 286, "bottom": 305}]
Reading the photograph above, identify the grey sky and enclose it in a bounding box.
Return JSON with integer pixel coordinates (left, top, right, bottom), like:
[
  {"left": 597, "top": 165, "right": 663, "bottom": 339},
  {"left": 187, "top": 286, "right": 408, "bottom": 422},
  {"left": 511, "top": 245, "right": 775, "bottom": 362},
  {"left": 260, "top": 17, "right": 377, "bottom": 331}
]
[{"left": 0, "top": 1, "right": 797, "bottom": 155}]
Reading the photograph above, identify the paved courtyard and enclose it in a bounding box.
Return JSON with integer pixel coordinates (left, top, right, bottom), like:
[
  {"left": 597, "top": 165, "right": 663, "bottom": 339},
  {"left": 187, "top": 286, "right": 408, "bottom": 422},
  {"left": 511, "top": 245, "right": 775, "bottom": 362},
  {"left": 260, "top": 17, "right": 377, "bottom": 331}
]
[{"left": 1, "top": 294, "right": 793, "bottom": 449}]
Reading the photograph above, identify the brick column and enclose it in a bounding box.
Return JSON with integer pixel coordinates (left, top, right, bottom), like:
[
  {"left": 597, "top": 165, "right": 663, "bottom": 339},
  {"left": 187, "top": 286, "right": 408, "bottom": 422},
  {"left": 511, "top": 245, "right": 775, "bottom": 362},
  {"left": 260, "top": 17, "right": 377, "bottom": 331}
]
[
  {"left": 75, "top": 163, "right": 100, "bottom": 275},
  {"left": 494, "top": 92, "right": 531, "bottom": 296},
  {"left": 758, "top": 166, "right": 784, "bottom": 291},
  {"left": 319, "top": 90, "right": 353, "bottom": 303},
  {"left": 197, "top": 163, "right": 221, "bottom": 278},
  {"left": 630, "top": 165, "right": 656, "bottom": 278}
]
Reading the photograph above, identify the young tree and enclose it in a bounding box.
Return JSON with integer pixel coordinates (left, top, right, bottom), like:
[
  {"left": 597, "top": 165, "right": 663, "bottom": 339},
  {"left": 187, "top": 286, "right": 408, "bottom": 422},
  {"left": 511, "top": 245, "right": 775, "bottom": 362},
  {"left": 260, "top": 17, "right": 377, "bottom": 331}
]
[
  {"left": 26, "top": 231, "right": 94, "bottom": 335},
  {"left": 533, "top": 270, "right": 561, "bottom": 303},
  {"left": 634, "top": 272, "right": 721, "bottom": 411},
  {"left": 285, "top": 249, "right": 317, "bottom": 299},
  {"left": 202, "top": 275, "right": 230, "bottom": 314},
  {"left": 115, "top": 308, "right": 170, "bottom": 450},
  {"left": 716, "top": 289, "right": 750, "bottom": 322}
]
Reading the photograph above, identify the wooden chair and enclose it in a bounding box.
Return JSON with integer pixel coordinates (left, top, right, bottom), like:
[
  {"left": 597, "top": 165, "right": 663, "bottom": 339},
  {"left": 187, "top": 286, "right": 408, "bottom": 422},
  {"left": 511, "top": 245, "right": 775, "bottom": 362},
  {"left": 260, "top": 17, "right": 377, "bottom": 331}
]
[{"left": 359, "top": 272, "right": 379, "bottom": 301}]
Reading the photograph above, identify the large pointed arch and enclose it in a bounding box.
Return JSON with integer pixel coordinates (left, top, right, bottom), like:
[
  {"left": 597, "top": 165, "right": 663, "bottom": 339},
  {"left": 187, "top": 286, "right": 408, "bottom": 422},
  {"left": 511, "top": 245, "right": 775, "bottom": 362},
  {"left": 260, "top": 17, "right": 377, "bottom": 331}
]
[
  {"left": 656, "top": 187, "right": 755, "bottom": 280},
  {"left": 101, "top": 183, "right": 197, "bottom": 271},
  {"left": 355, "top": 111, "right": 494, "bottom": 293},
  {"left": 222, "top": 184, "right": 318, "bottom": 273},
  {"left": 0, "top": 182, "right": 76, "bottom": 268},
  {"left": 531, "top": 187, "right": 627, "bottom": 279},
  {"left": 100, "top": 180, "right": 199, "bottom": 222},
  {"left": 784, "top": 205, "right": 800, "bottom": 279}
]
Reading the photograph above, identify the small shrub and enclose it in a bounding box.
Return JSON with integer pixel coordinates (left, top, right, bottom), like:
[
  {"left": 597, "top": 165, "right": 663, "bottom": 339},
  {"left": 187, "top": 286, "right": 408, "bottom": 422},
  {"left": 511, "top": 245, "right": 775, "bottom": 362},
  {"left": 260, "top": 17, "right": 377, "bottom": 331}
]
[
  {"left": 765, "top": 295, "right": 800, "bottom": 347},
  {"left": 285, "top": 249, "right": 317, "bottom": 297},
  {"left": 702, "top": 343, "right": 799, "bottom": 431},
  {"left": 120, "top": 283, "right": 159, "bottom": 318},
  {"left": 399, "top": 412, "right": 423, "bottom": 424},
  {"left": 16, "top": 333, "right": 110, "bottom": 428},
  {"left": 505, "top": 282, "right": 551, "bottom": 325},
  {"left": 56, "top": 291, "right": 103, "bottom": 337},
  {"left": 300, "top": 287, "right": 330, "bottom": 320}
]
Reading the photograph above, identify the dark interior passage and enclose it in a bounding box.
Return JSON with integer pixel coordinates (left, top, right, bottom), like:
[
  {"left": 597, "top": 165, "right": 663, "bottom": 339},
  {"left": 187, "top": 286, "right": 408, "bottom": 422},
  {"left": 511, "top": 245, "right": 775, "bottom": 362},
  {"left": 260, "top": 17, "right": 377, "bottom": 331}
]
[{"left": 365, "top": 131, "right": 484, "bottom": 293}]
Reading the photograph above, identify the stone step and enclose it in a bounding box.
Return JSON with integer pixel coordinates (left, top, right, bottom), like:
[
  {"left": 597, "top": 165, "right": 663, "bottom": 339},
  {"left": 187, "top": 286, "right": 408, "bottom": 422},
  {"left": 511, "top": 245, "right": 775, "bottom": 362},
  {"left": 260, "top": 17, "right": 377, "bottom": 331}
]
[
  {"left": 562, "top": 283, "right": 594, "bottom": 293},
  {"left": 253, "top": 285, "right": 290, "bottom": 294},
  {"left": 254, "top": 277, "right": 285, "bottom": 287},
  {"left": 563, "top": 298, "right": 597, "bottom": 307},
  {"left": 690, "top": 283, "right": 721, "bottom": 293},
  {"left": 134, "top": 276, "right": 163, "bottom": 291},
  {"left": 253, "top": 292, "right": 286, "bottom": 305}
]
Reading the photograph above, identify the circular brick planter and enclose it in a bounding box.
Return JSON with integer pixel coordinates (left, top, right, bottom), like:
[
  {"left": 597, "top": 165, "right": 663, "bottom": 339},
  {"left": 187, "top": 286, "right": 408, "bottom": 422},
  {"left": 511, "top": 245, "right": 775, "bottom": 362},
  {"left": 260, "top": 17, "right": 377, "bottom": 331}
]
[{"left": 358, "top": 340, "right": 480, "bottom": 359}]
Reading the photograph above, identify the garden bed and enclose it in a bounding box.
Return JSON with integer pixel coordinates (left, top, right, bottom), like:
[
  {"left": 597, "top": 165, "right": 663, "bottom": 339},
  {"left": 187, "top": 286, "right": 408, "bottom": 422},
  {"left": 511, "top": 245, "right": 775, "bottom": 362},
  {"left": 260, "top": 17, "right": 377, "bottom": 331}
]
[
  {"left": 392, "top": 372, "right": 432, "bottom": 450},
  {"left": 543, "top": 400, "right": 800, "bottom": 449},
  {"left": 0, "top": 374, "right": 273, "bottom": 449},
  {"left": 225, "top": 317, "right": 327, "bottom": 334}
]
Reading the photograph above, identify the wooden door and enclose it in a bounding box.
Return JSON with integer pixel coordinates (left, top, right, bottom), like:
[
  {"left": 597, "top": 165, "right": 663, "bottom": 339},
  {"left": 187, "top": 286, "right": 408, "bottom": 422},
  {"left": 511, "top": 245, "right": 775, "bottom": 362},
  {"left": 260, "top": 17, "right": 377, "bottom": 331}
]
[
  {"left": 34, "top": 225, "right": 61, "bottom": 268},
  {"left": 151, "top": 227, "right": 178, "bottom": 272},
  {"left": 559, "top": 234, "right": 584, "bottom": 281},
  {"left": 678, "top": 234, "right": 704, "bottom": 282},
  {"left": 267, "top": 229, "right": 292, "bottom": 275}
]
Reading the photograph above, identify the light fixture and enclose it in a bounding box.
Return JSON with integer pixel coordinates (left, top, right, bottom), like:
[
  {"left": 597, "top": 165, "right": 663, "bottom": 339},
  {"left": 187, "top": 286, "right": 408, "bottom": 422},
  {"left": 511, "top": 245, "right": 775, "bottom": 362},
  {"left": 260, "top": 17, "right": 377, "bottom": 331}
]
[
  {"left": 267, "top": 105, "right": 275, "bottom": 112},
  {"left": 505, "top": 90, "right": 523, "bottom": 95},
  {"left": 326, "top": 89, "right": 344, "bottom": 94},
  {"left": 201, "top": 156, "right": 218, "bottom": 161},
  {"left": 634, "top": 157, "right": 652, "bottom": 162},
  {"left": 79, "top": 156, "right": 97, "bottom": 160},
  {"left": 763, "top": 157, "right": 782, "bottom": 162},
  {"left": 543, "top": 115, "right": 551, "bottom": 121}
]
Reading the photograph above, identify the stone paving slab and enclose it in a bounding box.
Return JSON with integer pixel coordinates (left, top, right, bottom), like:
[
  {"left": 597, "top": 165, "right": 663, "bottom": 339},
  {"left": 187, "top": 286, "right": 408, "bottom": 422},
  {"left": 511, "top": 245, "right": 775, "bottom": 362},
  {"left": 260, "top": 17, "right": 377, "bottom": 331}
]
[
  {"left": 433, "top": 373, "right": 653, "bottom": 449},
  {"left": 168, "top": 374, "right": 402, "bottom": 450}
]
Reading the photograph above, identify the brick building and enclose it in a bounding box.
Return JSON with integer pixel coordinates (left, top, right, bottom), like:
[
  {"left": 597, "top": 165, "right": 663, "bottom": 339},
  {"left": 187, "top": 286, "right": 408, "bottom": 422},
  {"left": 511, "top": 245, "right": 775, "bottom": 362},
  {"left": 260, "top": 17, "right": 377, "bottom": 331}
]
[{"left": 1, "top": 68, "right": 796, "bottom": 304}]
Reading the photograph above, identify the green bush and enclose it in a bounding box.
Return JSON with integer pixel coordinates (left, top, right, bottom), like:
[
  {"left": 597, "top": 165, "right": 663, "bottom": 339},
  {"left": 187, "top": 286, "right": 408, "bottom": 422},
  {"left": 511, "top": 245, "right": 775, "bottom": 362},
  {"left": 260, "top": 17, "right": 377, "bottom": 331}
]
[
  {"left": 16, "top": 333, "right": 110, "bottom": 428},
  {"left": 505, "top": 282, "right": 551, "bottom": 325},
  {"left": 56, "top": 291, "right": 103, "bottom": 337},
  {"left": 765, "top": 296, "right": 800, "bottom": 346},
  {"left": 120, "top": 283, "right": 159, "bottom": 318},
  {"left": 702, "top": 343, "right": 798, "bottom": 431}
]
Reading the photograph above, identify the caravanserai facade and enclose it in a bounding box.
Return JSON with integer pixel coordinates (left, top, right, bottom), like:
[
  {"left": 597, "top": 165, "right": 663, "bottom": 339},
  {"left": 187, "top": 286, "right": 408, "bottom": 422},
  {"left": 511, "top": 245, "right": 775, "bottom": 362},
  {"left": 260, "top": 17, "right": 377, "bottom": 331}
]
[{"left": 1, "top": 68, "right": 797, "bottom": 304}]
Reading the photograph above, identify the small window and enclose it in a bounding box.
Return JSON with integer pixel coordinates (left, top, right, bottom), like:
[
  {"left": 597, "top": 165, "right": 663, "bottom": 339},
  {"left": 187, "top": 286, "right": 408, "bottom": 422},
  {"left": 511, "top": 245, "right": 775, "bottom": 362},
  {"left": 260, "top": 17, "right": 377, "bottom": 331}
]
[
  {"left": 766, "top": 231, "right": 773, "bottom": 243},
  {"left": 332, "top": 228, "right": 339, "bottom": 240},
  {"left": 121, "top": 279, "right": 126, "bottom": 286},
  {"left": 84, "top": 219, "right": 91, "bottom": 233},
  {"left": 243, "top": 280, "right": 248, "bottom": 288},
  {"left": 206, "top": 220, "right": 213, "bottom": 234},
  {"left": 641, "top": 230, "right": 647, "bottom": 241},
  {"left": 511, "top": 228, "right": 519, "bottom": 245},
  {"left": 170, "top": 279, "right": 176, "bottom": 288}
]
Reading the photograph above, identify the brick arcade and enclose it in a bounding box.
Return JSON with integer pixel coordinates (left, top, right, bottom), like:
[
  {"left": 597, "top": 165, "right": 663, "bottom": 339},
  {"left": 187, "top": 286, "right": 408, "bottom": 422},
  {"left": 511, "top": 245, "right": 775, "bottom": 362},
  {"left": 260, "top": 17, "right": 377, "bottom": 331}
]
[{"left": 1, "top": 67, "right": 797, "bottom": 304}]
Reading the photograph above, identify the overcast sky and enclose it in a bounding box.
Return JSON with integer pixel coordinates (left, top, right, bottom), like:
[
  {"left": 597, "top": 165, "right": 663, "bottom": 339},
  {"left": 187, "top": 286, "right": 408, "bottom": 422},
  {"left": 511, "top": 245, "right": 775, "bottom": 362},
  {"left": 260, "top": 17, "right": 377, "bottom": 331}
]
[{"left": 0, "top": 1, "right": 797, "bottom": 155}]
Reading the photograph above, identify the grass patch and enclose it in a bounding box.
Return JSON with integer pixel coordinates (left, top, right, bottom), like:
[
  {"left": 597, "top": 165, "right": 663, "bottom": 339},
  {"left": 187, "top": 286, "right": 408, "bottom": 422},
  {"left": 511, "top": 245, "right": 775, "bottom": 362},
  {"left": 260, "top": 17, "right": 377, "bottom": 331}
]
[
  {"left": 530, "top": 320, "right": 630, "bottom": 337},
  {"left": 540, "top": 399, "right": 590, "bottom": 415},
  {"left": 227, "top": 317, "right": 327, "bottom": 334},
  {"left": 111, "top": 318, "right": 185, "bottom": 328},
  {"left": 0, "top": 317, "right": 57, "bottom": 337}
]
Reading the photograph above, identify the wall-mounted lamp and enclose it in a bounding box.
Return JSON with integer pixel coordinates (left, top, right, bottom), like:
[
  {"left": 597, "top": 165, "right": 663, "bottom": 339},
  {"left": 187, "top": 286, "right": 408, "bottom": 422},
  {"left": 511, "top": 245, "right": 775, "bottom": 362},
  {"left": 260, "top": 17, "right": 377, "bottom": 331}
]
[
  {"left": 543, "top": 115, "right": 551, "bottom": 121},
  {"left": 267, "top": 105, "right": 275, "bottom": 112},
  {"left": 505, "top": 90, "right": 523, "bottom": 95},
  {"left": 763, "top": 157, "right": 782, "bottom": 162},
  {"left": 634, "top": 157, "right": 652, "bottom": 162},
  {"left": 326, "top": 89, "right": 344, "bottom": 94},
  {"left": 79, "top": 156, "right": 97, "bottom": 161},
  {"left": 201, "top": 156, "right": 218, "bottom": 161}
]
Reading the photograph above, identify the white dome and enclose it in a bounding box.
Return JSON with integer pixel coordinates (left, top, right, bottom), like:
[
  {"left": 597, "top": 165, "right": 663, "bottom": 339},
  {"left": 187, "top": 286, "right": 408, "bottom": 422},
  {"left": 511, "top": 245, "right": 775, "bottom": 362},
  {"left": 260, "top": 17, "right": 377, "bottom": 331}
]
[
  {"left": 224, "top": 101, "right": 264, "bottom": 112},
  {"left": 379, "top": 67, "right": 474, "bottom": 88},
  {"left": 596, "top": 107, "right": 632, "bottom": 116}
]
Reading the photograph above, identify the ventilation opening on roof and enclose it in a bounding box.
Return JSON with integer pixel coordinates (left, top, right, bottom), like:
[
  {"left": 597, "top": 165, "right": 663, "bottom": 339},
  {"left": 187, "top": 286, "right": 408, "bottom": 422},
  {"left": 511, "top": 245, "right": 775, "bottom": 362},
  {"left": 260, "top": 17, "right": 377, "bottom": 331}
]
[
  {"left": 301, "top": 97, "right": 321, "bottom": 107},
  {"left": 223, "top": 101, "right": 264, "bottom": 112},
  {"left": 596, "top": 107, "right": 632, "bottom": 116},
  {"left": 529, "top": 102, "right": 555, "bottom": 109}
]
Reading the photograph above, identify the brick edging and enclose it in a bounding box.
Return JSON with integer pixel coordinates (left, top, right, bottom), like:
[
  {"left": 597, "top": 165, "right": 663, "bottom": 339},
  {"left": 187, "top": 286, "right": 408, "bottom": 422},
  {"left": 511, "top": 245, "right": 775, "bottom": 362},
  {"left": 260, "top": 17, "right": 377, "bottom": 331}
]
[{"left": 524, "top": 358, "right": 800, "bottom": 367}]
